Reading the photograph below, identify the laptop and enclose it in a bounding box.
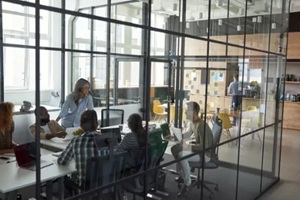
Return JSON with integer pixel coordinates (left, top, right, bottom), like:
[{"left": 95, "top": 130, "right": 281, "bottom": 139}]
[
  {"left": 160, "top": 123, "right": 182, "bottom": 141},
  {"left": 14, "top": 142, "right": 53, "bottom": 171}
]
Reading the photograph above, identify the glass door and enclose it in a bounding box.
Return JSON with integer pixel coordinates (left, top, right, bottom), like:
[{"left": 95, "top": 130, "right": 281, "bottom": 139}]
[{"left": 114, "top": 58, "right": 142, "bottom": 106}]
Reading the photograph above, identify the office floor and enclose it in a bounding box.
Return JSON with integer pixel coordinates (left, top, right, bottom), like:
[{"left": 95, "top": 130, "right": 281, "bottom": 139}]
[{"left": 258, "top": 128, "right": 300, "bottom": 200}]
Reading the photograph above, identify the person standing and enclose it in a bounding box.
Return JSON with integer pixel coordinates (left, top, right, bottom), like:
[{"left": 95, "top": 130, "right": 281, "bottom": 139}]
[
  {"left": 228, "top": 74, "right": 241, "bottom": 126},
  {"left": 56, "top": 78, "right": 94, "bottom": 128},
  {"left": 0, "top": 102, "right": 16, "bottom": 154}
]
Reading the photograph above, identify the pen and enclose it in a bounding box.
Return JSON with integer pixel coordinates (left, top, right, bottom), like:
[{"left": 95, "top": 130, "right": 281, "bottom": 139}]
[{"left": 6, "top": 160, "right": 16, "bottom": 164}]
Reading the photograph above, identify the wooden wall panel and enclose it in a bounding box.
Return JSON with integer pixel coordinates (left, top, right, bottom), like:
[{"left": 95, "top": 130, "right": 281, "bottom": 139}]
[{"left": 287, "top": 32, "right": 300, "bottom": 59}]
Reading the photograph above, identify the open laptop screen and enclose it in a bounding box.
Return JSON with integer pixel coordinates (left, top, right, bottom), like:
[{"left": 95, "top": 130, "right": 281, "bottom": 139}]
[{"left": 14, "top": 142, "right": 38, "bottom": 167}]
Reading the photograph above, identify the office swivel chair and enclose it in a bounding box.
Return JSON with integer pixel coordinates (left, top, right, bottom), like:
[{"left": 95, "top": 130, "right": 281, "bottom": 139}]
[
  {"left": 100, "top": 109, "right": 124, "bottom": 127},
  {"left": 188, "top": 115, "right": 222, "bottom": 199},
  {"left": 122, "top": 141, "right": 169, "bottom": 200},
  {"left": 69, "top": 138, "right": 127, "bottom": 200}
]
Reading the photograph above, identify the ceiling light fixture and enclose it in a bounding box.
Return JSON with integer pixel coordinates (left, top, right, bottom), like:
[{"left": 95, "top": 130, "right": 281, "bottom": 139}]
[
  {"left": 257, "top": 16, "right": 262, "bottom": 23},
  {"left": 218, "top": 19, "right": 222, "bottom": 26},
  {"left": 186, "top": 22, "right": 190, "bottom": 29},
  {"left": 199, "top": 12, "right": 203, "bottom": 19},
  {"left": 217, "top": 0, "right": 223, "bottom": 6},
  {"left": 237, "top": 18, "right": 241, "bottom": 32},
  {"left": 173, "top": 3, "right": 178, "bottom": 11}
]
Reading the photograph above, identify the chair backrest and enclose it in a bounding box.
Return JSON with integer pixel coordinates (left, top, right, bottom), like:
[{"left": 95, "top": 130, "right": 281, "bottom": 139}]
[
  {"left": 169, "top": 105, "right": 175, "bottom": 121},
  {"left": 246, "top": 106, "right": 257, "bottom": 111},
  {"left": 148, "top": 128, "right": 163, "bottom": 145},
  {"left": 160, "top": 123, "right": 170, "bottom": 138},
  {"left": 137, "top": 141, "right": 168, "bottom": 172},
  {"left": 211, "top": 115, "right": 222, "bottom": 158},
  {"left": 84, "top": 151, "right": 127, "bottom": 194},
  {"left": 153, "top": 100, "right": 164, "bottom": 114},
  {"left": 218, "top": 113, "right": 232, "bottom": 129},
  {"left": 101, "top": 109, "right": 124, "bottom": 127}
]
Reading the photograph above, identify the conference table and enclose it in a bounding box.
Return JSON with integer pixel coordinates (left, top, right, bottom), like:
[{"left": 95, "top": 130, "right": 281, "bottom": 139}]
[{"left": 0, "top": 153, "right": 76, "bottom": 200}]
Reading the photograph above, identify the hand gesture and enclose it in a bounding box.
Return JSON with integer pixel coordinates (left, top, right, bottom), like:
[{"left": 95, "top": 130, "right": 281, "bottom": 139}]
[{"left": 56, "top": 131, "right": 67, "bottom": 138}]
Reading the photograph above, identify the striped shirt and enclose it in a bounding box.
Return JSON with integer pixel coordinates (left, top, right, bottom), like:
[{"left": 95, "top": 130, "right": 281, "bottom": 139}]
[
  {"left": 57, "top": 131, "right": 107, "bottom": 186},
  {"left": 115, "top": 132, "right": 142, "bottom": 167}
]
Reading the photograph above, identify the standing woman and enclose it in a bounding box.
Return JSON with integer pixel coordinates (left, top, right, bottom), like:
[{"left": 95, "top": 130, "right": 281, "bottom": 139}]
[
  {"left": 56, "top": 78, "right": 94, "bottom": 128},
  {"left": 0, "top": 102, "right": 16, "bottom": 154}
]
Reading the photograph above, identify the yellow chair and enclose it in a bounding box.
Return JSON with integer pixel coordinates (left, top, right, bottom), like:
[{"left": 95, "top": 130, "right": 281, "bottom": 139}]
[
  {"left": 152, "top": 100, "right": 167, "bottom": 122},
  {"left": 207, "top": 102, "right": 215, "bottom": 111},
  {"left": 169, "top": 104, "right": 175, "bottom": 123},
  {"left": 246, "top": 106, "right": 257, "bottom": 111},
  {"left": 217, "top": 113, "right": 232, "bottom": 140}
]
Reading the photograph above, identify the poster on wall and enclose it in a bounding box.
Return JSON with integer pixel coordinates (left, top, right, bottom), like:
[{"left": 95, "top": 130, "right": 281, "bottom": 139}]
[{"left": 213, "top": 72, "right": 224, "bottom": 82}]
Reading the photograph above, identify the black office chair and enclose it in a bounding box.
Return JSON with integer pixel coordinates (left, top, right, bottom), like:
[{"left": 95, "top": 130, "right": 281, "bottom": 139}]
[
  {"left": 148, "top": 128, "right": 164, "bottom": 145},
  {"left": 100, "top": 109, "right": 124, "bottom": 127},
  {"left": 70, "top": 151, "right": 127, "bottom": 200},
  {"left": 188, "top": 115, "right": 222, "bottom": 199},
  {"left": 122, "top": 141, "right": 169, "bottom": 200}
]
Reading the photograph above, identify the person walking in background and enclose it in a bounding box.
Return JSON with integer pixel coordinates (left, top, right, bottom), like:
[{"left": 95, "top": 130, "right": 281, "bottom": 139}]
[
  {"left": 29, "top": 106, "right": 67, "bottom": 140},
  {"left": 0, "top": 102, "right": 16, "bottom": 154},
  {"left": 56, "top": 78, "right": 94, "bottom": 128},
  {"left": 228, "top": 74, "right": 241, "bottom": 126}
]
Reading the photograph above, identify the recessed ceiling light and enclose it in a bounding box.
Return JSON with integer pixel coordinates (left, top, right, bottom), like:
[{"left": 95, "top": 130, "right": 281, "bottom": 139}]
[
  {"left": 257, "top": 16, "right": 262, "bottom": 23},
  {"left": 218, "top": 19, "right": 222, "bottom": 26}
]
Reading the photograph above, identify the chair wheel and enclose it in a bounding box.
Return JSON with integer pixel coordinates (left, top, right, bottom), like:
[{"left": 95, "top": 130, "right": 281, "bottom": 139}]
[{"left": 209, "top": 194, "right": 214, "bottom": 199}]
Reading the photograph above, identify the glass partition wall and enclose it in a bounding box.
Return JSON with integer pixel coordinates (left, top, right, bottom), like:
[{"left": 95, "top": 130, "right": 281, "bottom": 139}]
[{"left": 0, "top": 0, "right": 290, "bottom": 200}]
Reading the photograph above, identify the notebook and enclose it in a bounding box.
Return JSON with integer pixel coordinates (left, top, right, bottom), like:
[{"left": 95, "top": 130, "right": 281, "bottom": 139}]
[
  {"left": 170, "top": 126, "right": 182, "bottom": 141},
  {"left": 14, "top": 142, "right": 53, "bottom": 171}
]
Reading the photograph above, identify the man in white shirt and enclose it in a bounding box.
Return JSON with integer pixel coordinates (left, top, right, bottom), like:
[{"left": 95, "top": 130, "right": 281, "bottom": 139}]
[
  {"left": 171, "top": 102, "right": 213, "bottom": 197},
  {"left": 228, "top": 74, "right": 241, "bottom": 125},
  {"left": 29, "top": 106, "right": 67, "bottom": 140}
]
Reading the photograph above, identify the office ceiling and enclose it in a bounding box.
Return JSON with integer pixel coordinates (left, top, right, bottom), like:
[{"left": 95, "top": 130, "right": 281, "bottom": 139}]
[{"left": 142, "top": 0, "right": 300, "bottom": 21}]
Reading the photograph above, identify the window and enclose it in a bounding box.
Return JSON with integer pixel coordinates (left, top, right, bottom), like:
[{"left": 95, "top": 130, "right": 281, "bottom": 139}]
[{"left": 3, "top": 2, "right": 52, "bottom": 91}]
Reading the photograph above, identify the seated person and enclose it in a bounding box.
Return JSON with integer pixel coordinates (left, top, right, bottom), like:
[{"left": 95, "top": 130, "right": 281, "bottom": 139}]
[
  {"left": 171, "top": 101, "right": 213, "bottom": 197},
  {"left": 0, "top": 102, "right": 17, "bottom": 154},
  {"left": 29, "top": 106, "right": 67, "bottom": 140},
  {"left": 115, "top": 113, "right": 146, "bottom": 168},
  {"left": 57, "top": 110, "right": 103, "bottom": 189}
]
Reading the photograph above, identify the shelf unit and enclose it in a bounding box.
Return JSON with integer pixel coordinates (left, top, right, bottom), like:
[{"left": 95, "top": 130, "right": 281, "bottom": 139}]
[{"left": 285, "top": 81, "right": 300, "bottom": 84}]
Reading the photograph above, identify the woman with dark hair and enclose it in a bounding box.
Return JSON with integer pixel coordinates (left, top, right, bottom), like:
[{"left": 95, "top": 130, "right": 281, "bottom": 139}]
[
  {"left": 56, "top": 78, "right": 94, "bottom": 128},
  {"left": 116, "top": 113, "right": 146, "bottom": 167},
  {"left": 0, "top": 102, "right": 16, "bottom": 154}
]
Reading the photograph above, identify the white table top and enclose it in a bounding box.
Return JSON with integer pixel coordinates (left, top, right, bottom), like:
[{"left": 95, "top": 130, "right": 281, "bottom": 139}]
[{"left": 0, "top": 154, "right": 75, "bottom": 193}]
